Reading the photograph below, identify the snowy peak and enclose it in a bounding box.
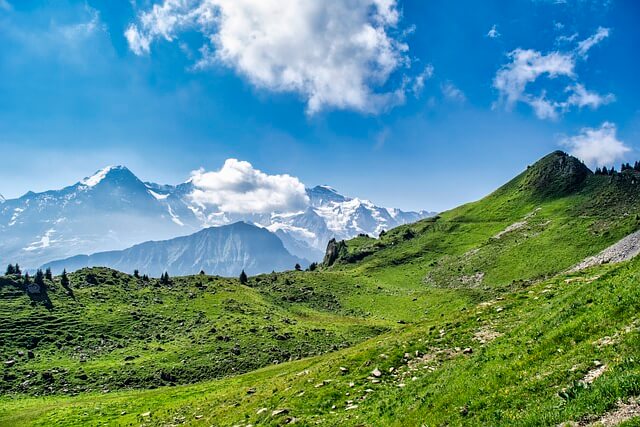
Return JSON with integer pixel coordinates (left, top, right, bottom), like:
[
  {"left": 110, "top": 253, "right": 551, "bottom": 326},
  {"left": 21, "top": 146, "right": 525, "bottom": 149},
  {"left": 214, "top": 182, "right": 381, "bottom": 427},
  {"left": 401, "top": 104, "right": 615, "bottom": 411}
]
[
  {"left": 306, "top": 185, "right": 348, "bottom": 206},
  {"left": 78, "top": 165, "right": 139, "bottom": 189},
  {"left": 0, "top": 194, "right": 4, "bottom": 203}
]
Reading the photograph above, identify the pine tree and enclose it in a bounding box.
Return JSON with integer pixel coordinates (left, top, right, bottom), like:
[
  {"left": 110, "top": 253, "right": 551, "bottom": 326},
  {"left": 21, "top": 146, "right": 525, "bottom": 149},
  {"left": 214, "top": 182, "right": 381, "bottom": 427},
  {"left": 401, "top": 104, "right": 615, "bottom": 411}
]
[
  {"left": 635, "top": 161, "right": 640, "bottom": 172},
  {"left": 239, "top": 270, "right": 248, "bottom": 285},
  {"left": 199, "top": 270, "right": 206, "bottom": 275},
  {"left": 5, "top": 264, "right": 15, "bottom": 275},
  {"left": 595, "top": 167, "right": 602, "bottom": 175},
  {"left": 34, "top": 269, "right": 45, "bottom": 286},
  {"left": 23, "top": 272, "right": 31, "bottom": 285},
  {"left": 308, "top": 262, "right": 317, "bottom": 272},
  {"left": 61, "top": 269, "right": 70, "bottom": 288},
  {"left": 15, "top": 263, "right": 21, "bottom": 276},
  {"left": 160, "top": 272, "right": 170, "bottom": 285},
  {"left": 45, "top": 267, "right": 52, "bottom": 281},
  {"left": 133, "top": 269, "right": 140, "bottom": 279},
  {"left": 294, "top": 263, "right": 302, "bottom": 271}
]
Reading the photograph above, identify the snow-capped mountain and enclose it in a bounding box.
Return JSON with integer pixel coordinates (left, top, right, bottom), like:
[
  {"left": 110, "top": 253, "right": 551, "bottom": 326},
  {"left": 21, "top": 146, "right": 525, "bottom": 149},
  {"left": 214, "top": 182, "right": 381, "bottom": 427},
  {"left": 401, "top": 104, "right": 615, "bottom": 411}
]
[
  {"left": 0, "top": 166, "right": 435, "bottom": 269},
  {"left": 43, "top": 222, "right": 306, "bottom": 277}
]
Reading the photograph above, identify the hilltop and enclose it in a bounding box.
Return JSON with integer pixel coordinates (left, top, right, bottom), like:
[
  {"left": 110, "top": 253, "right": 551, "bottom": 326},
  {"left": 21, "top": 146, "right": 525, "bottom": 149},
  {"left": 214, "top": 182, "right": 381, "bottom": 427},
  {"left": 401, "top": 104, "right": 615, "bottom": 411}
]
[{"left": 1, "top": 151, "right": 639, "bottom": 426}]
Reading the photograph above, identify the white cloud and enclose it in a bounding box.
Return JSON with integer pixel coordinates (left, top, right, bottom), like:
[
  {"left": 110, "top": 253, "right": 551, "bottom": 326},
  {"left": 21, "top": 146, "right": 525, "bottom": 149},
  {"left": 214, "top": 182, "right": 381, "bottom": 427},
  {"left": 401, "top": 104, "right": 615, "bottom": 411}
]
[
  {"left": 493, "top": 27, "right": 614, "bottom": 120},
  {"left": 126, "top": 0, "right": 413, "bottom": 114},
  {"left": 441, "top": 82, "right": 466, "bottom": 103},
  {"left": 493, "top": 48, "right": 575, "bottom": 107},
  {"left": 562, "top": 122, "right": 631, "bottom": 167},
  {"left": 576, "top": 26, "right": 609, "bottom": 58},
  {"left": 189, "top": 159, "right": 309, "bottom": 214},
  {"left": 125, "top": 24, "right": 151, "bottom": 55},
  {"left": 411, "top": 64, "right": 434, "bottom": 96},
  {"left": 487, "top": 24, "right": 500, "bottom": 39},
  {"left": 564, "top": 83, "right": 615, "bottom": 109}
]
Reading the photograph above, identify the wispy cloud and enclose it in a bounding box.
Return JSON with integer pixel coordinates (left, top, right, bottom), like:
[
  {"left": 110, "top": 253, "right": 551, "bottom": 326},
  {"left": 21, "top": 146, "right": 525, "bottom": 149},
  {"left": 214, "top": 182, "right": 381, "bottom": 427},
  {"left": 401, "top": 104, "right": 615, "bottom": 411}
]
[
  {"left": 441, "top": 82, "right": 466, "bottom": 103},
  {"left": 486, "top": 24, "right": 500, "bottom": 39},
  {"left": 576, "top": 26, "right": 610, "bottom": 58},
  {"left": 493, "top": 27, "right": 614, "bottom": 120},
  {"left": 0, "top": 0, "right": 12, "bottom": 11}
]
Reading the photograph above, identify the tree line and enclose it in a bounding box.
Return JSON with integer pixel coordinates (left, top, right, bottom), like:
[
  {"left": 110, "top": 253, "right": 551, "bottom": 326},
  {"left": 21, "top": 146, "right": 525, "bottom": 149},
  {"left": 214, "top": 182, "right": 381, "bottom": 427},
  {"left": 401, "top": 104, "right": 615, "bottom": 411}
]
[{"left": 594, "top": 161, "right": 640, "bottom": 176}]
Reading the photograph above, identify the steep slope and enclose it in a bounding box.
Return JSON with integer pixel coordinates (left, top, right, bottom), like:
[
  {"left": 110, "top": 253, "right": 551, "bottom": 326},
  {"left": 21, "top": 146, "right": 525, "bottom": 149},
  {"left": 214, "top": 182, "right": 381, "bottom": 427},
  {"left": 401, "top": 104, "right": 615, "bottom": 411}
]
[{"left": 43, "top": 222, "right": 307, "bottom": 276}]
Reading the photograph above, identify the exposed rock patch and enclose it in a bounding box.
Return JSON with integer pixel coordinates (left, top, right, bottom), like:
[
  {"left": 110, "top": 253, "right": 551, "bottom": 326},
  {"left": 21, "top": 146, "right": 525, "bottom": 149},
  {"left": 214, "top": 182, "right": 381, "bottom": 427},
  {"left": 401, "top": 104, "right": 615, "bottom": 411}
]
[{"left": 570, "top": 230, "right": 640, "bottom": 272}]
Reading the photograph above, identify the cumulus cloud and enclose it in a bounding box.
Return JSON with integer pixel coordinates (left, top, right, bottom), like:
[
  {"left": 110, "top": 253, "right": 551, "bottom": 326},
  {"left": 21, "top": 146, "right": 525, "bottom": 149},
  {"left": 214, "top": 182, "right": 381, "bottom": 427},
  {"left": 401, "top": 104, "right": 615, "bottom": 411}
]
[
  {"left": 189, "top": 159, "right": 309, "bottom": 214},
  {"left": 126, "top": 0, "right": 413, "bottom": 114},
  {"left": 493, "top": 27, "right": 614, "bottom": 120},
  {"left": 487, "top": 24, "right": 500, "bottom": 39},
  {"left": 576, "top": 26, "right": 610, "bottom": 58},
  {"left": 562, "top": 122, "right": 631, "bottom": 167}
]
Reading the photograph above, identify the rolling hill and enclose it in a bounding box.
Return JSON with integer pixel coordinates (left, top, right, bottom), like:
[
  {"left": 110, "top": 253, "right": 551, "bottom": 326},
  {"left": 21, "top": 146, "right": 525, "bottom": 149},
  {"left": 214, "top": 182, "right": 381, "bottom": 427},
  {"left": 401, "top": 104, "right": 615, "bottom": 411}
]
[{"left": 1, "top": 151, "right": 639, "bottom": 426}]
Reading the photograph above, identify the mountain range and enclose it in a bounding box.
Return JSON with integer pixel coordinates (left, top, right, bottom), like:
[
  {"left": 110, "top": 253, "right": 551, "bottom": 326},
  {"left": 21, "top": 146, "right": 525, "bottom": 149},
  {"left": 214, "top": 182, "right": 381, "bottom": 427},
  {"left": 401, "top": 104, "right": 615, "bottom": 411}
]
[
  {"left": 0, "top": 166, "right": 434, "bottom": 271},
  {"left": 43, "top": 221, "right": 306, "bottom": 277}
]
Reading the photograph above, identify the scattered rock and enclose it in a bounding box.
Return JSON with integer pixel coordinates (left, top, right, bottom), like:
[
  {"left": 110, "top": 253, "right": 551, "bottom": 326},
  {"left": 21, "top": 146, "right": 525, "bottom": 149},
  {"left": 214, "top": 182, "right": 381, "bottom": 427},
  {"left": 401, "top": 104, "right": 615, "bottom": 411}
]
[
  {"left": 4, "top": 360, "right": 15, "bottom": 367},
  {"left": 371, "top": 368, "right": 382, "bottom": 378},
  {"left": 141, "top": 412, "right": 151, "bottom": 417},
  {"left": 256, "top": 408, "right": 268, "bottom": 415},
  {"left": 271, "top": 409, "right": 289, "bottom": 417},
  {"left": 462, "top": 347, "right": 473, "bottom": 354}
]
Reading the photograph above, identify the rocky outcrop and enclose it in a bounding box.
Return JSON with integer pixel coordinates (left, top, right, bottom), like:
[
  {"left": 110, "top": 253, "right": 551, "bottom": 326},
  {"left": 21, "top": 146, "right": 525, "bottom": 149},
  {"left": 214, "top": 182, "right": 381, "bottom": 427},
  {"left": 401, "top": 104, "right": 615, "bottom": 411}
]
[{"left": 323, "top": 238, "right": 347, "bottom": 267}]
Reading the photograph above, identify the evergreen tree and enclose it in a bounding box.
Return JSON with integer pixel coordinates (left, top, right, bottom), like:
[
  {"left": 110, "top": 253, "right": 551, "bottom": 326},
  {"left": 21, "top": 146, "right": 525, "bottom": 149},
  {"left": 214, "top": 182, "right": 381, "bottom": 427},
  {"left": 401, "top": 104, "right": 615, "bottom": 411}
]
[
  {"left": 294, "top": 263, "right": 302, "bottom": 271},
  {"left": 34, "top": 269, "right": 45, "bottom": 286},
  {"left": 308, "top": 262, "right": 318, "bottom": 272},
  {"left": 133, "top": 269, "right": 140, "bottom": 279},
  {"left": 15, "top": 263, "right": 21, "bottom": 276},
  {"left": 23, "top": 272, "right": 31, "bottom": 285},
  {"left": 61, "top": 269, "right": 70, "bottom": 288},
  {"left": 199, "top": 270, "right": 206, "bottom": 275},
  {"left": 5, "top": 264, "right": 15, "bottom": 275},
  {"left": 142, "top": 274, "right": 149, "bottom": 281},
  {"left": 160, "top": 272, "right": 170, "bottom": 285},
  {"left": 239, "top": 270, "right": 248, "bottom": 285},
  {"left": 45, "top": 267, "right": 52, "bottom": 281},
  {"left": 595, "top": 167, "right": 602, "bottom": 175},
  {"left": 635, "top": 161, "right": 640, "bottom": 172}
]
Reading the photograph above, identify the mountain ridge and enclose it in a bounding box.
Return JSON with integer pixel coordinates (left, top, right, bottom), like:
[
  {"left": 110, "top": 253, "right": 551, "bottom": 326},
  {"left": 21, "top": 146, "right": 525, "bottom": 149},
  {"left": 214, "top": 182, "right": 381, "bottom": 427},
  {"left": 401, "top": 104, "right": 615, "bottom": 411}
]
[
  {"left": 0, "top": 166, "right": 434, "bottom": 268},
  {"left": 42, "top": 221, "right": 307, "bottom": 277}
]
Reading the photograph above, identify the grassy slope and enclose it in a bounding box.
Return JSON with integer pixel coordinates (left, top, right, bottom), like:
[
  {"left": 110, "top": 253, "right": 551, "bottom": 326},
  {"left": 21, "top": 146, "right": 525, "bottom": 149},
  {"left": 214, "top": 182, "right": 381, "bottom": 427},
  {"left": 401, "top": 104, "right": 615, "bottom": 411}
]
[{"left": 1, "top": 152, "right": 640, "bottom": 426}]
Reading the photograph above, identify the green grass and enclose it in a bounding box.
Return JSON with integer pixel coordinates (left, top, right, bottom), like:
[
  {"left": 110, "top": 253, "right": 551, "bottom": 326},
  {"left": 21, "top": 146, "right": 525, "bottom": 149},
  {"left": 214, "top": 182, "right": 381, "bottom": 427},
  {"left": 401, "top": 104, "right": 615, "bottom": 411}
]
[{"left": 2, "top": 151, "right": 640, "bottom": 426}]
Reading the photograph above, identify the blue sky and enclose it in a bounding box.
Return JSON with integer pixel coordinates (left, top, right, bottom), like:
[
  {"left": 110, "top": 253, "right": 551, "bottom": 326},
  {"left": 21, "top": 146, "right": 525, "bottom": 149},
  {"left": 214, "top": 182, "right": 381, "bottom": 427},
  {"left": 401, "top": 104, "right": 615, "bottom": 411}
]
[{"left": 0, "top": 0, "right": 638, "bottom": 211}]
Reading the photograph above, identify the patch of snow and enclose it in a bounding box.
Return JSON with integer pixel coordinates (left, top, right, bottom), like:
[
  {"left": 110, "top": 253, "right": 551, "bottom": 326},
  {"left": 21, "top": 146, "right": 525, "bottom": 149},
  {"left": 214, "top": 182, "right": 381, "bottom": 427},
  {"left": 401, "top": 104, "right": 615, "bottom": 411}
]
[
  {"left": 80, "top": 166, "right": 121, "bottom": 187},
  {"left": 148, "top": 189, "right": 169, "bottom": 200},
  {"left": 8, "top": 207, "right": 24, "bottom": 226},
  {"left": 167, "top": 205, "right": 184, "bottom": 226},
  {"left": 267, "top": 223, "right": 317, "bottom": 239}
]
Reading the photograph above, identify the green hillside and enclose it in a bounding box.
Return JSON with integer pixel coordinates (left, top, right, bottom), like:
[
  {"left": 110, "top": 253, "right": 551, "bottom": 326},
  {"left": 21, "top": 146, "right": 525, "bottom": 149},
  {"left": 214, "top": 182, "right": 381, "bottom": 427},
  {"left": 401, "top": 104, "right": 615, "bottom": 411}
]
[{"left": 1, "top": 151, "right": 640, "bottom": 426}]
